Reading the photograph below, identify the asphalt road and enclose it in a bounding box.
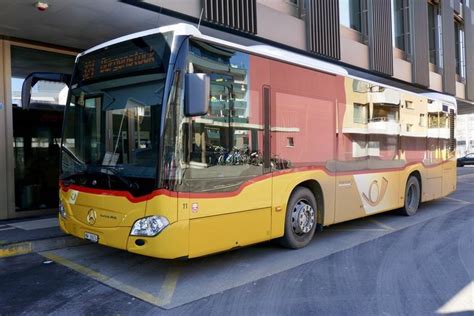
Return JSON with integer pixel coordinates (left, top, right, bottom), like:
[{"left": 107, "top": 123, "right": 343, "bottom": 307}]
[
  {"left": 457, "top": 165, "right": 474, "bottom": 176},
  {"left": 1, "top": 168, "right": 473, "bottom": 315}
]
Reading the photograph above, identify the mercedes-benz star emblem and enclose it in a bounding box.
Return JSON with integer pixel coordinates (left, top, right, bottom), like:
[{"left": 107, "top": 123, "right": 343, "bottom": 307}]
[{"left": 86, "top": 209, "right": 97, "bottom": 225}]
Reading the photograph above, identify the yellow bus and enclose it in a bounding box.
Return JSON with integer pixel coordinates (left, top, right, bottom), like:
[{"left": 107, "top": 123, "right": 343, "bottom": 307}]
[{"left": 24, "top": 24, "right": 457, "bottom": 259}]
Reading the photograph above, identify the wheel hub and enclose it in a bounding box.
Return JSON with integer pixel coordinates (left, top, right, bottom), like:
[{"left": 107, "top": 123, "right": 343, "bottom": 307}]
[{"left": 291, "top": 200, "right": 315, "bottom": 235}]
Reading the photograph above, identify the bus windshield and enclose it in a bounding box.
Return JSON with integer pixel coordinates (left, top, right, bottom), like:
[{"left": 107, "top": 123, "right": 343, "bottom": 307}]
[{"left": 61, "top": 32, "right": 173, "bottom": 196}]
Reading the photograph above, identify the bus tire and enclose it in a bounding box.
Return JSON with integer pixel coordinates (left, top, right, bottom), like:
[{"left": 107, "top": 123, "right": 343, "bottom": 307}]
[
  {"left": 280, "top": 187, "right": 317, "bottom": 249},
  {"left": 399, "top": 175, "right": 421, "bottom": 216}
]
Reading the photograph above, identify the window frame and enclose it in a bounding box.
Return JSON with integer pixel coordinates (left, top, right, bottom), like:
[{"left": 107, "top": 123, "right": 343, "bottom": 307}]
[
  {"left": 428, "top": 2, "right": 443, "bottom": 70},
  {"left": 454, "top": 19, "right": 466, "bottom": 81},
  {"left": 339, "top": 0, "right": 368, "bottom": 40},
  {"left": 392, "top": 0, "right": 411, "bottom": 58}
]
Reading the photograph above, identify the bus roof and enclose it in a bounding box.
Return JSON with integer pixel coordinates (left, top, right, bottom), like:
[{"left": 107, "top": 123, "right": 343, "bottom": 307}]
[
  {"left": 421, "top": 92, "right": 457, "bottom": 106},
  {"left": 79, "top": 23, "right": 348, "bottom": 77},
  {"left": 78, "top": 23, "right": 456, "bottom": 109}
]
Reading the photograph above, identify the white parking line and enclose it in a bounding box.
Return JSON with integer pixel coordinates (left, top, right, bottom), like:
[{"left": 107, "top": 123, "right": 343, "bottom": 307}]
[
  {"left": 0, "top": 227, "right": 16, "bottom": 232},
  {"left": 443, "top": 196, "right": 471, "bottom": 204},
  {"left": 437, "top": 281, "right": 474, "bottom": 314},
  {"left": 367, "top": 218, "right": 395, "bottom": 231}
]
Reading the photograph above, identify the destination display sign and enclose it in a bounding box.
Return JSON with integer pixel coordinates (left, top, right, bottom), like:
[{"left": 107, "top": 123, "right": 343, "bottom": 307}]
[
  {"left": 80, "top": 50, "right": 157, "bottom": 82},
  {"left": 74, "top": 33, "right": 172, "bottom": 85}
]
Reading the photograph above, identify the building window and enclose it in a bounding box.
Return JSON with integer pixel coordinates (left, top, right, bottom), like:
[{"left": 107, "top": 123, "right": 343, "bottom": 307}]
[
  {"left": 405, "top": 100, "right": 414, "bottom": 109},
  {"left": 392, "top": 0, "right": 411, "bottom": 55},
  {"left": 455, "top": 21, "right": 466, "bottom": 79},
  {"left": 353, "top": 103, "right": 369, "bottom": 124},
  {"left": 428, "top": 2, "right": 443, "bottom": 67},
  {"left": 287, "top": 137, "right": 294, "bottom": 147},
  {"left": 339, "top": 0, "right": 367, "bottom": 35}
]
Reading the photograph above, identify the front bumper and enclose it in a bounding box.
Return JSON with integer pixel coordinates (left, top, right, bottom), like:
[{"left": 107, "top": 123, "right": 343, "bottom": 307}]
[{"left": 59, "top": 215, "right": 189, "bottom": 259}]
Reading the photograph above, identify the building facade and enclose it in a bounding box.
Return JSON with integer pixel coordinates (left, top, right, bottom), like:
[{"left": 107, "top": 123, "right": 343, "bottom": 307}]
[{"left": 0, "top": 0, "right": 472, "bottom": 219}]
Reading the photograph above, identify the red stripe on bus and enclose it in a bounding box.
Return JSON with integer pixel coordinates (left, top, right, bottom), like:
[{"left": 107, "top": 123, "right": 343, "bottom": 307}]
[{"left": 60, "top": 160, "right": 451, "bottom": 202}]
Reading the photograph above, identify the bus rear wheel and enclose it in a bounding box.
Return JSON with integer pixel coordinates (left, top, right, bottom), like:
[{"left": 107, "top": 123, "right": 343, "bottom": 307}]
[
  {"left": 280, "top": 187, "right": 317, "bottom": 249},
  {"left": 400, "top": 176, "right": 421, "bottom": 216}
]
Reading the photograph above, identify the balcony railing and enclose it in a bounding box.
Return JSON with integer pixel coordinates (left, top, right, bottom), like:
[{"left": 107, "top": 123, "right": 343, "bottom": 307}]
[{"left": 368, "top": 117, "right": 400, "bottom": 135}]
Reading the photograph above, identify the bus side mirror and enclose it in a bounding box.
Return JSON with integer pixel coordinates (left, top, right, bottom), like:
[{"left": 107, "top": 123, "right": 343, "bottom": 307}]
[
  {"left": 21, "top": 72, "right": 71, "bottom": 109},
  {"left": 184, "top": 73, "right": 210, "bottom": 117}
]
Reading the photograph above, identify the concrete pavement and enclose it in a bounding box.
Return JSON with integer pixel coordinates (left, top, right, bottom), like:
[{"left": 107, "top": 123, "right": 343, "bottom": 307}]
[{"left": 0, "top": 215, "right": 85, "bottom": 258}]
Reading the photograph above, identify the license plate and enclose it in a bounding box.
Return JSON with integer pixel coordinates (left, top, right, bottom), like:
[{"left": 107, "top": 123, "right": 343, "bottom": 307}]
[{"left": 84, "top": 232, "right": 99, "bottom": 243}]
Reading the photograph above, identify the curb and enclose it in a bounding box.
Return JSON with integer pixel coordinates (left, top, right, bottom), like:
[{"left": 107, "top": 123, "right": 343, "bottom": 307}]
[{"left": 0, "top": 236, "right": 87, "bottom": 258}]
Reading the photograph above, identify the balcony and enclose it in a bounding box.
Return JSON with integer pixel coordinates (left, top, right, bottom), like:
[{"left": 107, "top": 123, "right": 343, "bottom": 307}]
[
  {"left": 428, "top": 128, "right": 450, "bottom": 139},
  {"left": 368, "top": 117, "right": 400, "bottom": 135},
  {"left": 369, "top": 89, "right": 401, "bottom": 105}
]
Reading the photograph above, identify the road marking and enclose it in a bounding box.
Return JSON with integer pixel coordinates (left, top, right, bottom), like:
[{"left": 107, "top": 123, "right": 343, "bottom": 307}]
[
  {"left": 457, "top": 181, "right": 474, "bottom": 185},
  {"left": 0, "top": 242, "right": 32, "bottom": 258},
  {"left": 329, "top": 228, "right": 387, "bottom": 232},
  {"left": 437, "top": 281, "right": 474, "bottom": 314},
  {"left": 157, "top": 266, "right": 180, "bottom": 305},
  {"left": 443, "top": 196, "right": 471, "bottom": 204},
  {"left": 367, "top": 218, "right": 395, "bottom": 231},
  {"left": 40, "top": 251, "right": 179, "bottom": 307},
  {"left": 0, "top": 226, "right": 16, "bottom": 232}
]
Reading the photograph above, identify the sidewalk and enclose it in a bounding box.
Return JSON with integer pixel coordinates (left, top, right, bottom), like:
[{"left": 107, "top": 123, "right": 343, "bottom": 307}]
[{"left": 0, "top": 214, "right": 85, "bottom": 258}]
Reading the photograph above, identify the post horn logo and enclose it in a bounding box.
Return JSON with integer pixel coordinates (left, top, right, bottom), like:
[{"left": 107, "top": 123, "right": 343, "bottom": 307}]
[
  {"left": 362, "top": 177, "right": 388, "bottom": 207},
  {"left": 86, "top": 209, "right": 97, "bottom": 225}
]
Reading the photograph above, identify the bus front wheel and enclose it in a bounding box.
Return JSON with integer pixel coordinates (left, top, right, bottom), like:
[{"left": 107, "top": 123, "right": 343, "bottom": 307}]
[
  {"left": 400, "top": 175, "right": 421, "bottom": 216},
  {"left": 280, "top": 187, "right": 317, "bottom": 249}
]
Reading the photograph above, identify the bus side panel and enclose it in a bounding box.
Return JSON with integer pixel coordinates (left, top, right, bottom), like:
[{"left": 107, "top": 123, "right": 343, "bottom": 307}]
[
  {"left": 442, "top": 159, "right": 457, "bottom": 196},
  {"left": 334, "top": 171, "right": 401, "bottom": 223},
  {"left": 188, "top": 207, "right": 271, "bottom": 258},
  {"left": 422, "top": 163, "right": 443, "bottom": 201},
  {"left": 267, "top": 59, "right": 340, "bottom": 234},
  {"left": 184, "top": 177, "right": 273, "bottom": 258},
  {"left": 186, "top": 177, "right": 273, "bottom": 258},
  {"left": 334, "top": 78, "right": 407, "bottom": 222}
]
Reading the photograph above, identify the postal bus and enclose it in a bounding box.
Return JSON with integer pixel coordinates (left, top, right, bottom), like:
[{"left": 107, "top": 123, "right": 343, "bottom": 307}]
[{"left": 23, "top": 24, "right": 456, "bottom": 259}]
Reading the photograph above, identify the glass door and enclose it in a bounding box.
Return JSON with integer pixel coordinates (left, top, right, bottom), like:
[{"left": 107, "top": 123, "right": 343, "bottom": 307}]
[{"left": 10, "top": 44, "right": 76, "bottom": 211}]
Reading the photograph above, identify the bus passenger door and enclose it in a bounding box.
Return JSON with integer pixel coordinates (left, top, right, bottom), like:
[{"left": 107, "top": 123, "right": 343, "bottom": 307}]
[{"left": 184, "top": 48, "right": 272, "bottom": 258}]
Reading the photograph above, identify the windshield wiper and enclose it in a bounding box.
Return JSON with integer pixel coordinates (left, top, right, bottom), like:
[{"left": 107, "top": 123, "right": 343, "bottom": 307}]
[
  {"left": 61, "top": 146, "right": 86, "bottom": 186},
  {"left": 61, "top": 145, "right": 85, "bottom": 166},
  {"left": 87, "top": 165, "right": 139, "bottom": 191}
]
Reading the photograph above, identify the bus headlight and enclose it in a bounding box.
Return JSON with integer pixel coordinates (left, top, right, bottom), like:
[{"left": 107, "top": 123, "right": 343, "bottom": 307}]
[
  {"left": 130, "top": 216, "right": 169, "bottom": 237},
  {"left": 59, "top": 201, "right": 67, "bottom": 219}
]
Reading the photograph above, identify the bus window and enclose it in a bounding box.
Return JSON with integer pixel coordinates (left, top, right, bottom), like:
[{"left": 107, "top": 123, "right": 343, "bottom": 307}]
[{"left": 184, "top": 41, "right": 264, "bottom": 193}]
